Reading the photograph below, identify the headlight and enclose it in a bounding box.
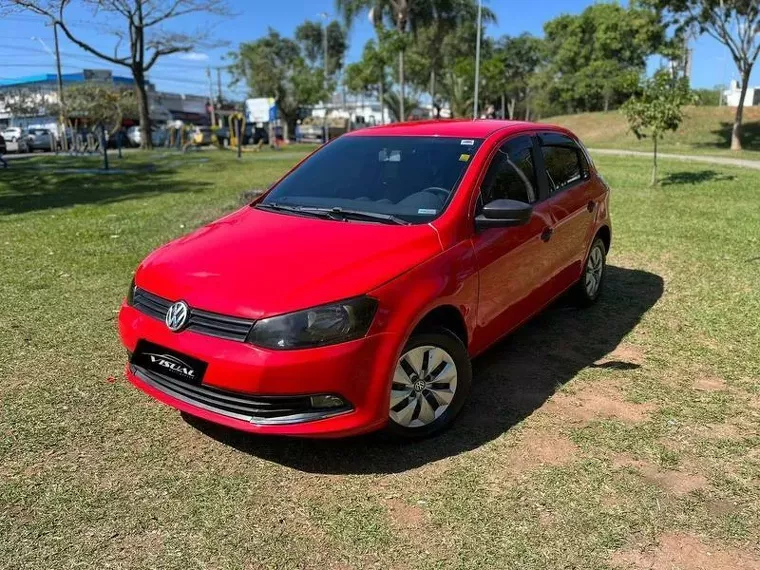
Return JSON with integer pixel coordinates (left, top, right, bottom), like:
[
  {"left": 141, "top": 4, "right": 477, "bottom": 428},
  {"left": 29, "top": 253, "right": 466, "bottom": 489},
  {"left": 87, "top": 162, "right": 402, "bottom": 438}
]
[
  {"left": 126, "top": 277, "right": 136, "bottom": 305},
  {"left": 247, "top": 297, "right": 378, "bottom": 349}
]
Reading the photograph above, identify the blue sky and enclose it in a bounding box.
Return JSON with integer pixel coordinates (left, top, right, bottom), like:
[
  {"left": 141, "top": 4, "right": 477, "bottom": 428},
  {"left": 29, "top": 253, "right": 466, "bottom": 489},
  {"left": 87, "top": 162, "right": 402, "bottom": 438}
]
[{"left": 0, "top": 0, "right": 754, "bottom": 99}]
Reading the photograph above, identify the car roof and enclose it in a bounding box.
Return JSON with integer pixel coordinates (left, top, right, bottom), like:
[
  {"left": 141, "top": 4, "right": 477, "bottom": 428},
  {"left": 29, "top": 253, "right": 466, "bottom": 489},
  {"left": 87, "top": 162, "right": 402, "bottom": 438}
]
[{"left": 345, "top": 119, "right": 573, "bottom": 139}]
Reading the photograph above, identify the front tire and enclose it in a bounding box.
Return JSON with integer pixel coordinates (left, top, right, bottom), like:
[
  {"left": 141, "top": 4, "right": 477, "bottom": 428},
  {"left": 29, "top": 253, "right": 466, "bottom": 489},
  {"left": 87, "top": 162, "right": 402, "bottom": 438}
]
[
  {"left": 386, "top": 329, "right": 472, "bottom": 438},
  {"left": 574, "top": 237, "right": 606, "bottom": 306}
]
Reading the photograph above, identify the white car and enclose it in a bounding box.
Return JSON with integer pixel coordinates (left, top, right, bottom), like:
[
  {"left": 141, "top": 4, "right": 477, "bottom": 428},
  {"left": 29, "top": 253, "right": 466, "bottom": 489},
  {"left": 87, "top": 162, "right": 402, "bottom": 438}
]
[
  {"left": 2, "top": 127, "right": 23, "bottom": 142},
  {"left": 127, "top": 126, "right": 167, "bottom": 147}
]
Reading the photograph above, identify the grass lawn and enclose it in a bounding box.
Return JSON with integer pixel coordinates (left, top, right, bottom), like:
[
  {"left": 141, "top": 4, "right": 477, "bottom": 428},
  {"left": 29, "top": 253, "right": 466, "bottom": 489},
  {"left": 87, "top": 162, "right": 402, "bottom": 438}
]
[
  {"left": 1, "top": 148, "right": 759, "bottom": 570},
  {"left": 546, "top": 105, "right": 760, "bottom": 159}
]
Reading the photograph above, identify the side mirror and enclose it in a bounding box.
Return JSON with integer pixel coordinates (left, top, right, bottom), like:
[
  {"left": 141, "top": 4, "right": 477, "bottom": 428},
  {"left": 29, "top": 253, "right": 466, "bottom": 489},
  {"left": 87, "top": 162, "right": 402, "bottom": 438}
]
[{"left": 475, "top": 199, "right": 533, "bottom": 230}]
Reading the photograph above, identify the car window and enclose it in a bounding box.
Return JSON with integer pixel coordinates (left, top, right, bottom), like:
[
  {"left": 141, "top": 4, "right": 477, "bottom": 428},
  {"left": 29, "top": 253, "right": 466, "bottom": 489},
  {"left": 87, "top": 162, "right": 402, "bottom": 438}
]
[
  {"left": 479, "top": 135, "right": 537, "bottom": 207},
  {"left": 540, "top": 138, "right": 587, "bottom": 193}
]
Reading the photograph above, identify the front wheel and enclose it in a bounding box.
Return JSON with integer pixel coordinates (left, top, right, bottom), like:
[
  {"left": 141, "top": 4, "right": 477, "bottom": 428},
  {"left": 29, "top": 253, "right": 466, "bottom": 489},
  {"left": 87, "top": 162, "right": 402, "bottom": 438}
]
[
  {"left": 386, "top": 329, "right": 472, "bottom": 438},
  {"left": 574, "top": 237, "right": 607, "bottom": 306}
]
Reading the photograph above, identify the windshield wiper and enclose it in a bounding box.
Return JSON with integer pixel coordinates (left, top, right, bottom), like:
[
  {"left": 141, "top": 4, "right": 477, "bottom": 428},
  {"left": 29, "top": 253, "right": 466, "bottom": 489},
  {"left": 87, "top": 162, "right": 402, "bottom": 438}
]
[
  {"left": 257, "top": 203, "right": 410, "bottom": 225},
  {"left": 255, "top": 202, "right": 335, "bottom": 220},
  {"left": 303, "top": 206, "right": 411, "bottom": 226}
]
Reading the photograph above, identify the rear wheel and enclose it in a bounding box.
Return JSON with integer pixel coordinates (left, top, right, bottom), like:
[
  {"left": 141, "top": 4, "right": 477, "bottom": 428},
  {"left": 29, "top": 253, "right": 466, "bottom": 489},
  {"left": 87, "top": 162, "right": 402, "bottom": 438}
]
[
  {"left": 574, "top": 237, "right": 606, "bottom": 306},
  {"left": 386, "top": 329, "right": 471, "bottom": 438}
]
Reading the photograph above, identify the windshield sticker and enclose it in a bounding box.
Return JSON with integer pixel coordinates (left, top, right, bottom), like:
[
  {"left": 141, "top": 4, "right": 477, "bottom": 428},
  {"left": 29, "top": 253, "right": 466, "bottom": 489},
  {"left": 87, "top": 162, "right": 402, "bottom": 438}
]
[
  {"left": 459, "top": 153, "right": 470, "bottom": 162},
  {"left": 418, "top": 208, "right": 437, "bottom": 215},
  {"left": 461, "top": 139, "right": 474, "bottom": 145}
]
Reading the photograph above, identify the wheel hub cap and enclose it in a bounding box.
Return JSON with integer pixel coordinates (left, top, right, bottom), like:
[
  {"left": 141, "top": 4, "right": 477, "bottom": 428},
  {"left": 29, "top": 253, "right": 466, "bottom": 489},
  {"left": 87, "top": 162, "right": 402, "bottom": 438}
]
[{"left": 389, "top": 345, "right": 458, "bottom": 428}]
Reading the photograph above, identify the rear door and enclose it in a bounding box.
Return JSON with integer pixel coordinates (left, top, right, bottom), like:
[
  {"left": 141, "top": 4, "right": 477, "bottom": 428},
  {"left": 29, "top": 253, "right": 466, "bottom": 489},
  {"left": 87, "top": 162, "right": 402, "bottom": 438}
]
[
  {"left": 538, "top": 132, "right": 598, "bottom": 289},
  {"left": 471, "top": 134, "right": 555, "bottom": 349}
]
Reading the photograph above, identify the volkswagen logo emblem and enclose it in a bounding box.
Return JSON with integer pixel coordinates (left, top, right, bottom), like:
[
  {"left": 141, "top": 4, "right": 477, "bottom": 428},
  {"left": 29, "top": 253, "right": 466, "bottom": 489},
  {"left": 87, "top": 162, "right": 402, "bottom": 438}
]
[{"left": 165, "top": 301, "right": 189, "bottom": 332}]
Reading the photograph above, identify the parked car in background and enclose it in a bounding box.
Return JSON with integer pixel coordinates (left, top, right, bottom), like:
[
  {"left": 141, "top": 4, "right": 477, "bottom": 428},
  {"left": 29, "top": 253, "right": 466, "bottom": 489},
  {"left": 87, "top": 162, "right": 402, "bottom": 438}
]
[
  {"left": 2, "top": 127, "right": 23, "bottom": 142},
  {"left": 127, "top": 126, "right": 168, "bottom": 148},
  {"left": 26, "top": 128, "right": 54, "bottom": 152},
  {"left": 119, "top": 119, "right": 612, "bottom": 439}
]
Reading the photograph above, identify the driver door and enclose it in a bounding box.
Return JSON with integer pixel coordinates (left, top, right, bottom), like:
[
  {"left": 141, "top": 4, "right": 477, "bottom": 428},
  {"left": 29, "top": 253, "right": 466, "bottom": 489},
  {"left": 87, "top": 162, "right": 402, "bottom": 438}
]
[{"left": 470, "top": 135, "right": 555, "bottom": 351}]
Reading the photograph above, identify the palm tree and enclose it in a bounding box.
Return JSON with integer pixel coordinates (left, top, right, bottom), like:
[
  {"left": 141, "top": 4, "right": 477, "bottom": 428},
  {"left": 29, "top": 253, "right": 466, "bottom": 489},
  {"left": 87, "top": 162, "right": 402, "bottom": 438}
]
[{"left": 337, "top": 0, "right": 412, "bottom": 121}]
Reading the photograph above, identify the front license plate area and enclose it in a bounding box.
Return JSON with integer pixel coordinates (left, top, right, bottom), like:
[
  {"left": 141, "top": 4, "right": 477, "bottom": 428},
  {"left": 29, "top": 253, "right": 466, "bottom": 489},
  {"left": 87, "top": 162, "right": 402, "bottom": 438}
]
[{"left": 131, "top": 340, "right": 208, "bottom": 385}]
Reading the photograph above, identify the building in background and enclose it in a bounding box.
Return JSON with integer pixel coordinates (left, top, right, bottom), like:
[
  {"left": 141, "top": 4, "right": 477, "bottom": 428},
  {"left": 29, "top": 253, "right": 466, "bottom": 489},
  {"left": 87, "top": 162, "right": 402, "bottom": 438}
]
[
  {"left": 0, "top": 69, "right": 213, "bottom": 132},
  {"left": 723, "top": 80, "right": 760, "bottom": 107}
]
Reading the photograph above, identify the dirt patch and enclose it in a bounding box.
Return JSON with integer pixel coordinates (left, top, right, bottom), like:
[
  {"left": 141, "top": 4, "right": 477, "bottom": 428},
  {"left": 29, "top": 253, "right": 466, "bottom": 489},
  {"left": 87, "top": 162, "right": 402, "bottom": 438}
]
[
  {"left": 607, "top": 343, "right": 646, "bottom": 365},
  {"left": 613, "top": 455, "right": 708, "bottom": 496},
  {"left": 693, "top": 375, "right": 727, "bottom": 392},
  {"left": 384, "top": 497, "right": 426, "bottom": 529},
  {"left": 545, "top": 382, "right": 655, "bottom": 425},
  {"left": 612, "top": 532, "right": 760, "bottom": 570},
  {"left": 488, "top": 431, "right": 580, "bottom": 483}
]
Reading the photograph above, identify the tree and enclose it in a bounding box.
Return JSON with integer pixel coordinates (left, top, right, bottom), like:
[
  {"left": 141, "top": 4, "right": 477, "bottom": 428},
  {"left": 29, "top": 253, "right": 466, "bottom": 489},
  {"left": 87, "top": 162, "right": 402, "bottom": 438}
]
[
  {"left": 229, "top": 29, "right": 327, "bottom": 133},
  {"left": 383, "top": 89, "right": 419, "bottom": 121},
  {"left": 52, "top": 82, "right": 137, "bottom": 169},
  {"left": 403, "top": 0, "right": 495, "bottom": 117},
  {"left": 493, "top": 33, "right": 543, "bottom": 119},
  {"left": 542, "top": 3, "right": 665, "bottom": 113},
  {"left": 295, "top": 19, "right": 348, "bottom": 80},
  {"left": 337, "top": 0, "right": 413, "bottom": 121},
  {"left": 3, "top": 0, "right": 229, "bottom": 149},
  {"left": 621, "top": 70, "right": 695, "bottom": 186},
  {"left": 344, "top": 39, "right": 389, "bottom": 117},
  {"left": 644, "top": 0, "right": 760, "bottom": 151}
]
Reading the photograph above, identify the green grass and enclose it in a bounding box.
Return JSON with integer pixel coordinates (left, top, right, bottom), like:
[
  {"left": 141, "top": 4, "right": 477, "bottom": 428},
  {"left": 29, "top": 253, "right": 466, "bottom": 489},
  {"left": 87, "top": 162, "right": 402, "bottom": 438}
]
[
  {"left": 545, "top": 105, "right": 760, "bottom": 158},
  {"left": 1, "top": 148, "right": 759, "bottom": 569}
]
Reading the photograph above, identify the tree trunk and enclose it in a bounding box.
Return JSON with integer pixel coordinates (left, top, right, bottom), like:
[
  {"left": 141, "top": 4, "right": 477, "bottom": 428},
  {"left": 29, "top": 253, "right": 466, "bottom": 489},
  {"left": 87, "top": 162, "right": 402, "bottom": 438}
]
[
  {"left": 379, "top": 76, "right": 385, "bottom": 125},
  {"left": 500, "top": 94, "right": 505, "bottom": 120},
  {"left": 604, "top": 91, "right": 610, "bottom": 112},
  {"left": 398, "top": 49, "right": 405, "bottom": 122},
  {"left": 524, "top": 90, "right": 531, "bottom": 121},
  {"left": 731, "top": 66, "right": 751, "bottom": 151},
  {"left": 430, "top": 70, "right": 437, "bottom": 118},
  {"left": 651, "top": 137, "right": 658, "bottom": 187},
  {"left": 507, "top": 98, "right": 516, "bottom": 120},
  {"left": 101, "top": 127, "right": 109, "bottom": 171},
  {"left": 133, "top": 67, "right": 153, "bottom": 150}
]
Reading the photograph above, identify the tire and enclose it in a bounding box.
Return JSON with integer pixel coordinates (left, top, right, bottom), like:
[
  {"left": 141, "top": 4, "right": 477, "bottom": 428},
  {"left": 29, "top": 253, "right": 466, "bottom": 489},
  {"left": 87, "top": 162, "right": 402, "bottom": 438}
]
[
  {"left": 574, "top": 237, "right": 607, "bottom": 306},
  {"left": 386, "top": 328, "right": 472, "bottom": 439}
]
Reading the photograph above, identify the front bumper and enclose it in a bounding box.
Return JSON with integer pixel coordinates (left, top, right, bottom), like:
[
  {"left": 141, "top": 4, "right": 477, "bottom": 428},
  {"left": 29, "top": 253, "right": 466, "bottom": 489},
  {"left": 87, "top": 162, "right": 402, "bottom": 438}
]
[{"left": 119, "top": 303, "right": 400, "bottom": 437}]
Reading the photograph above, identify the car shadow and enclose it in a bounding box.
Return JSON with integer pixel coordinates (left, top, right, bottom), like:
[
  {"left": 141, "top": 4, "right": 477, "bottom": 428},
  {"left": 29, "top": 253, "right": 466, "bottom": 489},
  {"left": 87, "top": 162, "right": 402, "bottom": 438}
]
[{"left": 184, "top": 265, "right": 664, "bottom": 474}]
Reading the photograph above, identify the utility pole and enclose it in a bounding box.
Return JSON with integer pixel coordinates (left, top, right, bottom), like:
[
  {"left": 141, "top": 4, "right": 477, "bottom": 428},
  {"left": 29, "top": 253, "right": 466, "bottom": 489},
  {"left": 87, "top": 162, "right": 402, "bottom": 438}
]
[
  {"left": 206, "top": 67, "right": 216, "bottom": 126},
  {"left": 473, "top": 0, "right": 482, "bottom": 119},
  {"left": 216, "top": 68, "right": 223, "bottom": 104}
]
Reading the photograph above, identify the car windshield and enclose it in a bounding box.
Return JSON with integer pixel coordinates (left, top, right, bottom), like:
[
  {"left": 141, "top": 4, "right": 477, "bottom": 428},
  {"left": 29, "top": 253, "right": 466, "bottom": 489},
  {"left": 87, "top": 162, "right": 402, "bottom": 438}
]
[{"left": 260, "top": 135, "right": 482, "bottom": 224}]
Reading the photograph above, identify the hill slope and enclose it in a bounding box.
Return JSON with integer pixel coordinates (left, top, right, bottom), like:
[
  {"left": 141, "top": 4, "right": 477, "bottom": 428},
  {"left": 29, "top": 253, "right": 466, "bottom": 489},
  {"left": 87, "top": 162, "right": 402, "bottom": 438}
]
[{"left": 544, "top": 106, "right": 760, "bottom": 158}]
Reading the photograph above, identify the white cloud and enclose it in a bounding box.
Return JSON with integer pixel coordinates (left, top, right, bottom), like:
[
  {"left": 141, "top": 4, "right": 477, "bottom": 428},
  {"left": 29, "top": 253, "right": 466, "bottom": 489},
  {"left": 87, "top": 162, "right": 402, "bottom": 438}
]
[{"left": 178, "top": 52, "right": 209, "bottom": 62}]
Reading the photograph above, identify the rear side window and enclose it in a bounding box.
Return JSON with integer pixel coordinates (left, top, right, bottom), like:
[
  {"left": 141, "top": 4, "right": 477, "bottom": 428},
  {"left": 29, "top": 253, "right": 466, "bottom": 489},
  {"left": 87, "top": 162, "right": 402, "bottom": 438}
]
[
  {"left": 479, "top": 136, "right": 537, "bottom": 206},
  {"left": 540, "top": 134, "right": 588, "bottom": 193}
]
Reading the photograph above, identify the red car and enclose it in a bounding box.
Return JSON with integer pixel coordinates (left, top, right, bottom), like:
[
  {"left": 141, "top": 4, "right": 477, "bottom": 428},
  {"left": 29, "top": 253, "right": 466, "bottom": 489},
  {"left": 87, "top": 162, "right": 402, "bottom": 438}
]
[{"left": 119, "top": 120, "right": 611, "bottom": 438}]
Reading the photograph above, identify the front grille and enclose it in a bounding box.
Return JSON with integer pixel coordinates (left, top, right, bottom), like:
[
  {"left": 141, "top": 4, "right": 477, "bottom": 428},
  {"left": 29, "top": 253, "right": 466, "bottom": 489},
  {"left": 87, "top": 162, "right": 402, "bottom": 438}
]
[
  {"left": 130, "top": 364, "right": 351, "bottom": 425},
  {"left": 132, "top": 287, "right": 255, "bottom": 341}
]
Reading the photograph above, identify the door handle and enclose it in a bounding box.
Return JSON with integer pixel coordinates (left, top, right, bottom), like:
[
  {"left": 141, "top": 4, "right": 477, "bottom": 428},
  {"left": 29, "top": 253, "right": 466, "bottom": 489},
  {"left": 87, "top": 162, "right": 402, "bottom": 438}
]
[
  {"left": 541, "top": 227, "right": 554, "bottom": 242},
  {"left": 587, "top": 200, "right": 596, "bottom": 213}
]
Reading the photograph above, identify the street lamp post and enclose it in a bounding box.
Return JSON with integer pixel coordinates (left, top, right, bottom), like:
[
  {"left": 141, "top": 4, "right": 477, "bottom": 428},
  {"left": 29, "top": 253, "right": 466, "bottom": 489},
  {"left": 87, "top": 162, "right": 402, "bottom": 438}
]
[{"left": 473, "top": 0, "right": 482, "bottom": 119}]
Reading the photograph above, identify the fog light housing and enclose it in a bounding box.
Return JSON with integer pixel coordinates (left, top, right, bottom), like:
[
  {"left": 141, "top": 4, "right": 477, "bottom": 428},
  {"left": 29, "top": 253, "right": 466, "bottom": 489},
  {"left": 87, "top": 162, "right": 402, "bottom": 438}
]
[{"left": 310, "top": 394, "right": 346, "bottom": 409}]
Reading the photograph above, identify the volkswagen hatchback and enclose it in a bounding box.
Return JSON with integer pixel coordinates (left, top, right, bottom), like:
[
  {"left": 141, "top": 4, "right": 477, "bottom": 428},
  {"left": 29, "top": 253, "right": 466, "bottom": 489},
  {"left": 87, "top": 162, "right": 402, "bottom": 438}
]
[{"left": 119, "top": 120, "right": 611, "bottom": 438}]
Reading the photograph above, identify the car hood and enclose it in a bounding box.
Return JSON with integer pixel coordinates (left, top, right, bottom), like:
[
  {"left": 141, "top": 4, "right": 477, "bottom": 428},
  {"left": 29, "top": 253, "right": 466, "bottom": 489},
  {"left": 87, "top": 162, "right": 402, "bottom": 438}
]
[{"left": 135, "top": 206, "right": 442, "bottom": 318}]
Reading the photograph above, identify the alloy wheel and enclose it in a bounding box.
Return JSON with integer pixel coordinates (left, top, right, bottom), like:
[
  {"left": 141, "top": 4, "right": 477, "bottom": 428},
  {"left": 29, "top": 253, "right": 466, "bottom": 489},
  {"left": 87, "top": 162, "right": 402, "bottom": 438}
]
[
  {"left": 390, "top": 345, "right": 458, "bottom": 428},
  {"left": 584, "top": 244, "right": 604, "bottom": 298}
]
